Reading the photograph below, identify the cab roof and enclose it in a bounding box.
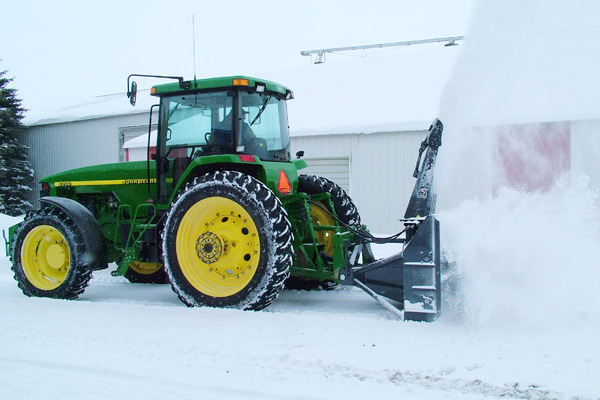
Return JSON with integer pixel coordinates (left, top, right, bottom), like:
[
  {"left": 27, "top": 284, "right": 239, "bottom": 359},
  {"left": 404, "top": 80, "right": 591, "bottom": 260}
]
[{"left": 151, "top": 75, "right": 293, "bottom": 99}]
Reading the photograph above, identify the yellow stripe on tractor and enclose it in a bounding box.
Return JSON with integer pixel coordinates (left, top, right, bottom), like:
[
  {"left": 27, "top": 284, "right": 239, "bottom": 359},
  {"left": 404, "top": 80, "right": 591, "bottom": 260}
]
[{"left": 54, "top": 178, "right": 173, "bottom": 187}]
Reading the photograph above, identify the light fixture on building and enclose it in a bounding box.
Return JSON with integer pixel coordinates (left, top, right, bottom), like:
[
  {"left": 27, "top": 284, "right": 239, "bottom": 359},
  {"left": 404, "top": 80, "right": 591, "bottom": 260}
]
[{"left": 301, "top": 36, "right": 465, "bottom": 64}]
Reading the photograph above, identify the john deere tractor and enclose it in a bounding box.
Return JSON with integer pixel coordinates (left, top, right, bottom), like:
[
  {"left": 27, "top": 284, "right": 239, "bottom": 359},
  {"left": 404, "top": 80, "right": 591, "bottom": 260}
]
[{"left": 5, "top": 75, "right": 443, "bottom": 321}]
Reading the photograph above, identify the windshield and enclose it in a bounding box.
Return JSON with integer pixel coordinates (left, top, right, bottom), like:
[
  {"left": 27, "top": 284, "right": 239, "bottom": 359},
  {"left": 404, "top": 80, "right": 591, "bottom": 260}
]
[{"left": 161, "top": 91, "right": 290, "bottom": 161}]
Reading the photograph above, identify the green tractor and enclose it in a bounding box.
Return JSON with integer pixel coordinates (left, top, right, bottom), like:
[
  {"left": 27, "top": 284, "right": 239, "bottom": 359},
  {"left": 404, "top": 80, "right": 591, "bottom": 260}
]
[{"left": 5, "top": 75, "right": 443, "bottom": 321}]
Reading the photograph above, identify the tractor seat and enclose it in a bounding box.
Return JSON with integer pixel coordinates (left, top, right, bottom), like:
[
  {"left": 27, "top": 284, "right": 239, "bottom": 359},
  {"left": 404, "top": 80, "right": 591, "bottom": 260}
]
[{"left": 245, "top": 138, "right": 268, "bottom": 159}]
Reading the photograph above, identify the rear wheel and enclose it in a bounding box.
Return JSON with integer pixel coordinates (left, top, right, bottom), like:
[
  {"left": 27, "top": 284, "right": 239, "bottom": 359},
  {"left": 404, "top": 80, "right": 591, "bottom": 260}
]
[
  {"left": 11, "top": 207, "right": 93, "bottom": 299},
  {"left": 162, "top": 171, "right": 293, "bottom": 310},
  {"left": 287, "top": 175, "right": 362, "bottom": 290}
]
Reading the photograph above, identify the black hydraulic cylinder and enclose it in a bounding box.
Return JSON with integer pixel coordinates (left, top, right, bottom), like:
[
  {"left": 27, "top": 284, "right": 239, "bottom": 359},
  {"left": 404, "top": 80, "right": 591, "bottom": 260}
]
[{"left": 405, "top": 119, "right": 443, "bottom": 220}]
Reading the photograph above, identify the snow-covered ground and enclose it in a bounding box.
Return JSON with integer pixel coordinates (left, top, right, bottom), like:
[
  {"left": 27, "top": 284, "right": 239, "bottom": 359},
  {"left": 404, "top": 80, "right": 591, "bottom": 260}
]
[
  {"left": 3, "top": 1, "right": 600, "bottom": 398},
  {"left": 1, "top": 209, "right": 599, "bottom": 400}
]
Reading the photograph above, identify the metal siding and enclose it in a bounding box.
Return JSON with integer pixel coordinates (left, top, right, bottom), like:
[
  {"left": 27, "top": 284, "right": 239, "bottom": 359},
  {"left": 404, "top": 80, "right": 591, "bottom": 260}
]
[
  {"left": 120, "top": 123, "right": 157, "bottom": 162},
  {"left": 291, "top": 130, "right": 427, "bottom": 233},
  {"left": 24, "top": 113, "right": 152, "bottom": 206},
  {"left": 300, "top": 156, "right": 351, "bottom": 193},
  {"left": 353, "top": 131, "right": 427, "bottom": 234}
]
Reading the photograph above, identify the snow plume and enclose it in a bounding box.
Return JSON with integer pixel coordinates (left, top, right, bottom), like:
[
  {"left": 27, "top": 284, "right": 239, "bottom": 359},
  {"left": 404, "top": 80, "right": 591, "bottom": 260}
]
[
  {"left": 439, "top": 0, "right": 600, "bottom": 126},
  {"left": 436, "top": 0, "right": 600, "bottom": 330},
  {"left": 441, "top": 177, "right": 600, "bottom": 329}
]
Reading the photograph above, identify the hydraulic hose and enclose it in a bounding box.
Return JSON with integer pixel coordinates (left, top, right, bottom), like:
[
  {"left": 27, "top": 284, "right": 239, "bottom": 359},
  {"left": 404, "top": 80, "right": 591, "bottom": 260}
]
[{"left": 307, "top": 200, "right": 407, "bottom": 244}]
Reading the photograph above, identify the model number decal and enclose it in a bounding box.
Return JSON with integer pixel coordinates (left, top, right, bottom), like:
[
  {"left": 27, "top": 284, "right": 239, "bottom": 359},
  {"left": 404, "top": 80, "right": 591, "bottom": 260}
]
[{"left": 54, "top": 178, "right": 162, "bottom": 187}]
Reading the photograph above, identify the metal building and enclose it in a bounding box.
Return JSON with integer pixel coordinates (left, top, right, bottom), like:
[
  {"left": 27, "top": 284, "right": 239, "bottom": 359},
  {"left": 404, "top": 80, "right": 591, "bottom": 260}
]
[
  {"left": 24, "top": 112, "right": 153, "bottom": 204},
  {"left": 290, "top": 126, "right": 427, "bottom": 233},
  {"left": 23, "top": 104, "right": 428, "bottom": 234}
]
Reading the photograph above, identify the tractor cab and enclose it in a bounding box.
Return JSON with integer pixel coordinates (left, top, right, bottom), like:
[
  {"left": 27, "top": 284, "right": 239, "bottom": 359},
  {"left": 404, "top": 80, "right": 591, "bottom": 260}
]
[{"left": 149, "top": 76, "right": 294, "bottom": 163}]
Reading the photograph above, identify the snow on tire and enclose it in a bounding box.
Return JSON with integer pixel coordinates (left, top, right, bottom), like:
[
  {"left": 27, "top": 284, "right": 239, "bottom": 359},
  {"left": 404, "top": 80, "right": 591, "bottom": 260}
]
[
  {"left": 298, "top": 174, "right": 361, "bottom": 228},
  {"left": 162, "top": 170, "right": 293, "bottom": 310},
  {"left": 11, "top": 207, "right": 93, "bottom": 299}
]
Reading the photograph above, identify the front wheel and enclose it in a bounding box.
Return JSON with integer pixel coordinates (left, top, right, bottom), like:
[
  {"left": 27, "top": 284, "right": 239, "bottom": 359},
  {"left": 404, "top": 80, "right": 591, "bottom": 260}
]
[
  {"left": 124, "top": 262, "right": 169, "bottom": 284},
  {"left": 162, "top": 171, "right": 294, "bottom": 310},
  {"left": 11, "top": 207, "right": 93, "bottom": 299}
]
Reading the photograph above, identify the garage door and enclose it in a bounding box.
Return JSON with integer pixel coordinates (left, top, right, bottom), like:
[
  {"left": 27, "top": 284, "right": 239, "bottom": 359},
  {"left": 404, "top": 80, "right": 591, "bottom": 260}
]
[{"left": 298, "top": 156, "right": 351, "bottom": 194}]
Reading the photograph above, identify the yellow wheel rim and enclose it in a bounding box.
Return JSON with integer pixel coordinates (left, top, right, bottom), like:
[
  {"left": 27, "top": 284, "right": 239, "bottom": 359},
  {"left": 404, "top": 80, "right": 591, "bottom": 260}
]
[
  {"left": 129, "top": 262, "right": 163, "bottom": 275},
  {"left": 311, "top": 202, "right": 336, "bottom": 256},
  {"left": 175, "top": 197, "right": 260, "bottom": 297},
  {"left": 20, "top": 225, "right": 71, "bottom": 291}
]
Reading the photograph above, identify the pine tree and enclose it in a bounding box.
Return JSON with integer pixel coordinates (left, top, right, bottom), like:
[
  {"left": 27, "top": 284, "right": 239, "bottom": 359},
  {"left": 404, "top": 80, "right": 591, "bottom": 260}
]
[{"left": 0, "top": 64, "right": 34, "bottom": 216}]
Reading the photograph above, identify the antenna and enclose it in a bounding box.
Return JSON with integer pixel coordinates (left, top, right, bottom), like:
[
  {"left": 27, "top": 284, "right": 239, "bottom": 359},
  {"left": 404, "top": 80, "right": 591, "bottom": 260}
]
[{"left": 192, "top": 15, "right": 197, "bottom": 85}]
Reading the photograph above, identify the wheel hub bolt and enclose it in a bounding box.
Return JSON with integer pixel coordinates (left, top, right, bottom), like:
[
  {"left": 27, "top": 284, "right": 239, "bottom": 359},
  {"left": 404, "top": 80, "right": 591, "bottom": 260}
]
[{"left": 196, "top": 232, "right": 226, "bottom": 264}]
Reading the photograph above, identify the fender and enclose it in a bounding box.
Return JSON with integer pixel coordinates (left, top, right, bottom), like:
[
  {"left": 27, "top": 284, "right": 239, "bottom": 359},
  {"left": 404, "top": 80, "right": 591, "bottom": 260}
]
[
  {"left": 40, "top": 196, "right": 108, "bottom": 271},
  {"left": 170, "top": 155, "right": 301, "bottom": 203}
]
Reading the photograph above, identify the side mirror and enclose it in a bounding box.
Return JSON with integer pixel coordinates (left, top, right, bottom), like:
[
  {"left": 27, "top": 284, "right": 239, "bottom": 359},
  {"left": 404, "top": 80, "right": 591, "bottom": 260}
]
[{"left": 128, "top": 81, "right": 137, "bottom": 106}]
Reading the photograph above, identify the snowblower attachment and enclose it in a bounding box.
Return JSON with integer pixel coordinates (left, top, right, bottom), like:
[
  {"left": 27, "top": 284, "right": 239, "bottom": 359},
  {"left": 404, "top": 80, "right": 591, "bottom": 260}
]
[{"left": 339, "top": 119, "right": 443, "bottom": 321}]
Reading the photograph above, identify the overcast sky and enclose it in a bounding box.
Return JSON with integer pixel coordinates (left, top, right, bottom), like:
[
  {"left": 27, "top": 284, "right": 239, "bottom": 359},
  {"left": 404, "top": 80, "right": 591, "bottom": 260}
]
[{"left": 1, "top": 0, "right": 475, "bottom": 130}]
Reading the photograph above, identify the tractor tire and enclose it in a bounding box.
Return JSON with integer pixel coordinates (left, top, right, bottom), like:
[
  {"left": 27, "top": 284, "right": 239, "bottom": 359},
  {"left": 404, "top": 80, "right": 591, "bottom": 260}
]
[
  {"left": 124, "top": 262, "right": 169, "bottom": 284},
  {"left": 125, "top": 217, "right": 169, "bottom": 284},
  {"left": 162, "top": 170, "right": 294, "bottom": 310},
  {"left": 287, "top": 175, "right": 362, "bottom": 291},
  {"left": 10, "top": 207, "right": 93, "bottom": 299},
  {"left": 298, "top": 174, "right": 361, "bottom": 229}
]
